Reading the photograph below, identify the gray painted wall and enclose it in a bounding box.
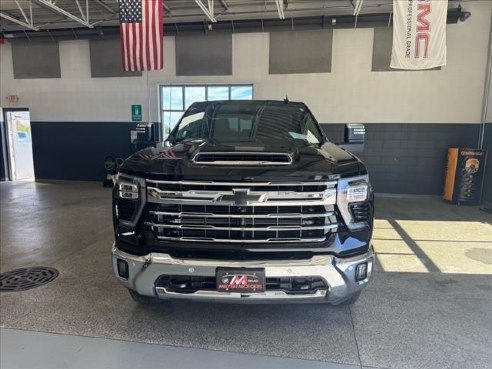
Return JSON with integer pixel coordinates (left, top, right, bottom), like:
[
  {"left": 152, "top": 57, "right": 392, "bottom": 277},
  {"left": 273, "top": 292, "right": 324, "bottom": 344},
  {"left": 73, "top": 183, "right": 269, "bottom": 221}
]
[{"left": 1, "top": 5, "right": 491, "bottom": 124}]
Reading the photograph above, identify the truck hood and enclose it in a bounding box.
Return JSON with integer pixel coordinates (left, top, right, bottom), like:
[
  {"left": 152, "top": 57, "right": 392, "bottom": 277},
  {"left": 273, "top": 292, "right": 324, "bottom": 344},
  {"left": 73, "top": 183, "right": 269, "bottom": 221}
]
[{"left": 119, "top": 139, "right": 365, "bottom": 181}]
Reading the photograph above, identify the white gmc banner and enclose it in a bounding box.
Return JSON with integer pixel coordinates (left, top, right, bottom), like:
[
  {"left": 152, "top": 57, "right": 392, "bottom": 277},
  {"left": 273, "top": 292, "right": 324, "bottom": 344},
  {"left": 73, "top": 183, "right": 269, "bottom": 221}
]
[{"left": 390, "top": 0, "right": 448, "bottom": 70}]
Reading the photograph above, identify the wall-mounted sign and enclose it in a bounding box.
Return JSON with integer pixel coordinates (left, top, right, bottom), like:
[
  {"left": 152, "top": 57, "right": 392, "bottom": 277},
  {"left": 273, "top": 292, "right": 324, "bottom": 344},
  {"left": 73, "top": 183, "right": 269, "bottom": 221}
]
[
  {"left": 131, "top": 104, "right": 142, "bottom": 122},
  {"left": 6, "top": 95, "right": 19, "bottom": 104}
]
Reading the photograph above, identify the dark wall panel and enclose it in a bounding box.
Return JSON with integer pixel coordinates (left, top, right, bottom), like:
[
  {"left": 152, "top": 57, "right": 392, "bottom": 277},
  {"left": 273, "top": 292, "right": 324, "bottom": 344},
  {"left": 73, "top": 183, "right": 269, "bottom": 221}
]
[
  {"left": 269, "top": 30, "right": 332, "bottom": 74},
  {"left": 321, "top": 123, "right": 481, "bottom": 195},
  {"left": 175, "top": 33, "right": 232, "bottom": 76},
  {"left": 11, "top": 41, "right": 61, "bottom": 79},
  {"left": 89, "top": 38, "right": 142, "bottom": 77},
  {"left": 30, "top": 121, "right": 481, "bottom": 195},
  {"left": 31, "top": 122, "right": 135, "bottom": 181},
  {"left": 372, "top": 28, "right": 440, "bottom": 72},
  {"left": 371, "top": 28, "right": 393, "bottom": 72}
]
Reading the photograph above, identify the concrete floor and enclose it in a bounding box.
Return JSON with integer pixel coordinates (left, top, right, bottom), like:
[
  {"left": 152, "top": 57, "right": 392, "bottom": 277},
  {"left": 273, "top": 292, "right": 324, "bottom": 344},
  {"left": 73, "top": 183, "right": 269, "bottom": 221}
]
[
  {"left": 1, "top": 328, "right": 360, "bottom": 369},
  {"left": 1, "top": 181, "right": 491, "bottom": 369}
]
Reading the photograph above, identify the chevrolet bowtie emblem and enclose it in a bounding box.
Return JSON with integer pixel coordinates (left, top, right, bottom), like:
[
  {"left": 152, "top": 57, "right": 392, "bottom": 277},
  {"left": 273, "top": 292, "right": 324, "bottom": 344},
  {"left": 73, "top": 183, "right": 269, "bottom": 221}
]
[{"left": 220, "top": 189, "right": 266, "bottom": 205}]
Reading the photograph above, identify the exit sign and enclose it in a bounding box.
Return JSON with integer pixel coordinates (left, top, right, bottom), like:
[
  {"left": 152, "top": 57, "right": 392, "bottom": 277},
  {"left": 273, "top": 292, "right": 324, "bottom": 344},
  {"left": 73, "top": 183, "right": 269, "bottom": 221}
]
[{"left": 131, "top": 104, "right": 142, "bottom": 122}]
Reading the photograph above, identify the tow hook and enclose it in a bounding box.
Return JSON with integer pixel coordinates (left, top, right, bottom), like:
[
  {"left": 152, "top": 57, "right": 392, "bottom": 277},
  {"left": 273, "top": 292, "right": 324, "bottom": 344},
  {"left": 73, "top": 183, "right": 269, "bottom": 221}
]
[{"left": 141, "top": 257, "right": 152, "bottom": 271}]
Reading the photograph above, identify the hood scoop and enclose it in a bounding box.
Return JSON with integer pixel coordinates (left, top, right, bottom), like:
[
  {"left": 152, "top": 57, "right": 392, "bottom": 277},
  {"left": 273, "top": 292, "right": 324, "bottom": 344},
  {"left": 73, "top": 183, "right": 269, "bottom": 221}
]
[{"left": 193, "top": 152, "right": 293, "bottom": 166}]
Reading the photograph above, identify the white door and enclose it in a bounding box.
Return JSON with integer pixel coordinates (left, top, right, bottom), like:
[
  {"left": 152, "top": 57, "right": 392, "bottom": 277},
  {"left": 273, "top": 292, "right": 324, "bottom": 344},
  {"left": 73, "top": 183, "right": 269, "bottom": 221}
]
[{"left": 6, "top": 110, "right": 35, "bottom": 180}]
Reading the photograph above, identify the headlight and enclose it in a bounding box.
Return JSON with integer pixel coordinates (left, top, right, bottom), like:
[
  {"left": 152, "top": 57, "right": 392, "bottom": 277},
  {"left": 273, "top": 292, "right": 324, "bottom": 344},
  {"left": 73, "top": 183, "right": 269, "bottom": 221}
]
[
  {"left": 337, "top": 175, "right": 372, "bottom": 230},
  {"left": 347, "top": 182, "right": 368, "bottom": 203},
  {"left": 118, "top": 179, "right": 139, "bottom": 199},
  {"left": 114, "top": 174, "right": 146, "bottom": 229}
]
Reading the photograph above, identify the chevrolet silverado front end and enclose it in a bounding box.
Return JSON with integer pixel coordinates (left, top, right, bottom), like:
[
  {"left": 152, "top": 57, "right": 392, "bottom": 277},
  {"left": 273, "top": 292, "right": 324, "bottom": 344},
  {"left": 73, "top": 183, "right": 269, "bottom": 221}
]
[{"left": 112, "top": 100, "right": 374, "bottom": 305}]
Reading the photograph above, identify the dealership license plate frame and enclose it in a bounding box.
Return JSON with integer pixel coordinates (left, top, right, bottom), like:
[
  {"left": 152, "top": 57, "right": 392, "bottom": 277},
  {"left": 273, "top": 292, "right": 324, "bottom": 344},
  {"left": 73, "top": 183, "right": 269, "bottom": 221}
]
[{"left": 216, "top": 268, "right": 266, "bottom": 293}]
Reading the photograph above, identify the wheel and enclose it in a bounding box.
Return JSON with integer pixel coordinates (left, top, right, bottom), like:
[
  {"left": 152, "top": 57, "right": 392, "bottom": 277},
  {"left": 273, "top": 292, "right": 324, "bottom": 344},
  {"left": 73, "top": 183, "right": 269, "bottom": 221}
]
[
  {"left": 336, "top": 291, "right": 361, "bottom": 306},
  {"left": 128, "top": 289, "right": 162, "bottom": 305}
]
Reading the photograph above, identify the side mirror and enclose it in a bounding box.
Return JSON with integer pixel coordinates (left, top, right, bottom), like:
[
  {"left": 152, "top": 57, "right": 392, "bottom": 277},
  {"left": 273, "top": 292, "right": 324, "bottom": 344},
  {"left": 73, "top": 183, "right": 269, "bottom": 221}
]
[{"left": 339, "top": 123, "right": 365, "bottom": 153}]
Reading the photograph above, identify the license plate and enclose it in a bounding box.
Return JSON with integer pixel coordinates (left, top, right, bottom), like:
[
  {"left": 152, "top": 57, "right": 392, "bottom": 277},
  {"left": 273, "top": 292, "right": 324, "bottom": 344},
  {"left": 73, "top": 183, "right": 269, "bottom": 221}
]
[{"left": 216, "top": 268, "right": 265, "bottom": 293}]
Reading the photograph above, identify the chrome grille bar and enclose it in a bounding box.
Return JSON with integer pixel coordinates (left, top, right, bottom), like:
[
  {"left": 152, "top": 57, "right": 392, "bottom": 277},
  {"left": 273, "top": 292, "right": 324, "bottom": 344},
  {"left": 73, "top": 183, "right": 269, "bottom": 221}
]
[
  {"left": 147, "top": 180, "right": 338, "bottom": 186},
  {"left": 147, "top": 187, "right": 337, "bottom": 206},
  {"left": 144, "top": 179, "right": 338, "bottom": 244},
  {"left": 149, "top": 211, "right": 334, "bottom": 219},
  {"left": 145, "top": 222, "right": 337, "bottom": 232}
]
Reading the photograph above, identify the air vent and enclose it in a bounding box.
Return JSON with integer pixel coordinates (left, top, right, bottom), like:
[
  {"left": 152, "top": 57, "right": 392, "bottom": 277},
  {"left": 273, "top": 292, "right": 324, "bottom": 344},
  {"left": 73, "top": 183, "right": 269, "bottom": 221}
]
[
  {"left": 193, "top": 152, "right": 293, "bottom": 166},
  {"left": 349, "top": 202, "right": 372, "bottom": 224}
]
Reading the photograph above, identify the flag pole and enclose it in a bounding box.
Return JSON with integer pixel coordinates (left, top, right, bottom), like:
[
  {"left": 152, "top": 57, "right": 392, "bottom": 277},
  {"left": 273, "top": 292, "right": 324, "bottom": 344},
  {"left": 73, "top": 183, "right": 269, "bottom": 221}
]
[{"left": 479, "top": 13, "right": 492, "bottom": 149}]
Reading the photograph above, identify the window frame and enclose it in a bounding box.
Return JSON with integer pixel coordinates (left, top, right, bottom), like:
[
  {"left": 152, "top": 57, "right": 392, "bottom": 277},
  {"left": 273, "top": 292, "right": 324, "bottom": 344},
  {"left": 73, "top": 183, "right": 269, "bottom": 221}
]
[{"left": 158, "top": 83, "right": 254, "bottom": 138}]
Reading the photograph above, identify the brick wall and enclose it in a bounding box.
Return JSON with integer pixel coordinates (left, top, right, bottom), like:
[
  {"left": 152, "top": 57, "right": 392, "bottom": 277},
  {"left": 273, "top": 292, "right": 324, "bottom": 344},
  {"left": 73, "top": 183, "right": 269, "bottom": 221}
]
[{"left": 321, "top": 123, "right": 481, "bottom": 195}]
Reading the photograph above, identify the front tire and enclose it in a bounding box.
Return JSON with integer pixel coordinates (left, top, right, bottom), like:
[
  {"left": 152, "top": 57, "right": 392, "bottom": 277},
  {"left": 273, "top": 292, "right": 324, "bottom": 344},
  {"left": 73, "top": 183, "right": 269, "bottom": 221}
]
[{"left": 128, "top": 289, "right": 162, "bottom": 305}]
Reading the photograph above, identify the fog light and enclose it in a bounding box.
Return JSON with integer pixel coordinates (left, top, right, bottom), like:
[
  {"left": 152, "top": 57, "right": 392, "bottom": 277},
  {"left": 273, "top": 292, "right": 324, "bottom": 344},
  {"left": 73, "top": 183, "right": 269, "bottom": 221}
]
[
  {"left": 355, "top": 262, "right": 368, "bottom": 281},
  {"left": 117, "top": 259, "right": 129, "bottom": 279}
]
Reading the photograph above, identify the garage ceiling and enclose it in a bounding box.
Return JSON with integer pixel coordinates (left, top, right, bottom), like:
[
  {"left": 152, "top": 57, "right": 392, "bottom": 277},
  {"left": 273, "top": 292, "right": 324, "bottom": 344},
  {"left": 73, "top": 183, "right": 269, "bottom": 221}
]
[{"left": 0, "top": 0, "right": 465, "bottom": 34}]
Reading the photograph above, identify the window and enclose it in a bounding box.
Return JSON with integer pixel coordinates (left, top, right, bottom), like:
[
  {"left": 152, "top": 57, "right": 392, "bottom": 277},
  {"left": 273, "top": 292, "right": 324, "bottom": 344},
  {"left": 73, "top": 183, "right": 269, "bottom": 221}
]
[
  {"left": 160, "top": 84, "right": 253, "bottom": 138},
  {"left": 173, "top": 101, "right": 324, "bottom": 145}
]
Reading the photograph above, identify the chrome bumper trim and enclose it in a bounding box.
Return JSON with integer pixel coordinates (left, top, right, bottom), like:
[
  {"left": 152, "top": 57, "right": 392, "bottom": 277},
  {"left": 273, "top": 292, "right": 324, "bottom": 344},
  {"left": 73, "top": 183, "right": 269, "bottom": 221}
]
[
  {"left": 112, "top": 244, "right": 374, "bottom": 304},
  {"left": 155, "top": 287, "right": 328, "bottom": 301},
  {"left": 151, "top": 236, "right": 327, "bottom": 243}
]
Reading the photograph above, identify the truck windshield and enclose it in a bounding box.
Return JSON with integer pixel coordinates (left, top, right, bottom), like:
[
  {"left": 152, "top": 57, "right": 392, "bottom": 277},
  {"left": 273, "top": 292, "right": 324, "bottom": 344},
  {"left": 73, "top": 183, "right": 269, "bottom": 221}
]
[{"left": 172, "top": 102, "right": 324, "bottom": 144}]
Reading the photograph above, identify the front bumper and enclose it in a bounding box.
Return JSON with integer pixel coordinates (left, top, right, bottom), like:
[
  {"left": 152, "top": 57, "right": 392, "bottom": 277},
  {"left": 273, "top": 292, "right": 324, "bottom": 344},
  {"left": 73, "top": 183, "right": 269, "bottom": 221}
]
[{"left": 112, "top": 244, "right": 374, "bottom": 304}]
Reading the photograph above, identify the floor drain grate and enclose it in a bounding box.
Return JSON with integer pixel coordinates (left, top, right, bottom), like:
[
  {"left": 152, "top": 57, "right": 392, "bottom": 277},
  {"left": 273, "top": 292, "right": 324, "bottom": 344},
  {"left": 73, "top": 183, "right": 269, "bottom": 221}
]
[{"left": 0, "top": 267, "right": 59, "bottom": 292}]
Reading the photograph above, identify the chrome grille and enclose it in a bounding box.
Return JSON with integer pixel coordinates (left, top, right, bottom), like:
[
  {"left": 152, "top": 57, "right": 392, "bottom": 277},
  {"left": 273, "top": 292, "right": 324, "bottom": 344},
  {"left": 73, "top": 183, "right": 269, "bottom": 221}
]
[{"left": 145, "top": 180, "right": 338, "bottom": 244}]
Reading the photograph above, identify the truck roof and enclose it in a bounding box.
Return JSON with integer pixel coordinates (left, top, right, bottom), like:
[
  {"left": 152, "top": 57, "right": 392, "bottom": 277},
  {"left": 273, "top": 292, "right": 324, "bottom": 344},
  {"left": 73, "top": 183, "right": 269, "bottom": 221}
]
[{"left": 189, "top": 100, "right": 306, "bottom": 108}]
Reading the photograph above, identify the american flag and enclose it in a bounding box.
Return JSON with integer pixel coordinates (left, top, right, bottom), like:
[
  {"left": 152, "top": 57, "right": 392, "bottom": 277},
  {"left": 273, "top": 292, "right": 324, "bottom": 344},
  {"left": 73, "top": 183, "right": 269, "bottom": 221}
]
[{"left": 119, "top": 0, "right": 164, "bottom": 71}]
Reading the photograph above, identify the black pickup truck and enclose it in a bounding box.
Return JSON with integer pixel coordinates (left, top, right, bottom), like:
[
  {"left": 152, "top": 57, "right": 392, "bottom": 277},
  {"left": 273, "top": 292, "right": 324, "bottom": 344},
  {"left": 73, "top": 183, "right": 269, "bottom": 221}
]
[{"left": 112, "top": 100, "right": 374, "bottom": 305}]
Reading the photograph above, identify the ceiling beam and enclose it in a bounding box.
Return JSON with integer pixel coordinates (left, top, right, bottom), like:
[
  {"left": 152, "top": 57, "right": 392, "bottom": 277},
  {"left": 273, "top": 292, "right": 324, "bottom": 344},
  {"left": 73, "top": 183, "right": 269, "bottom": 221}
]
[
  {"left": 1, "top": 9, "right": 464, "bottom": 39},
  {"left": 14, "top": 0, "right": 30, "bottom": 24},
  {"left": 220, "top": 0, "right": 229, "bottom": 10},
  {"left": 194, "top": 0, "right": 216, "bottom": 23},
  {"left": 0, "top": 11, "right": 39, "bottom": 31},
  {"left": 74, "top": 0, "right": 87, "bottom": 22},
  {"left": 94, "top": 0, "right": 116, "bottom": 15},
  {"left": 35, "top": 0, "right": 94, "bottom": 28},
  {"left": 275, "top": 0, "right": 285, "bottom": 20},
  {"left": 353, "top": 0, "right": 364, "bottom": 16}
]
